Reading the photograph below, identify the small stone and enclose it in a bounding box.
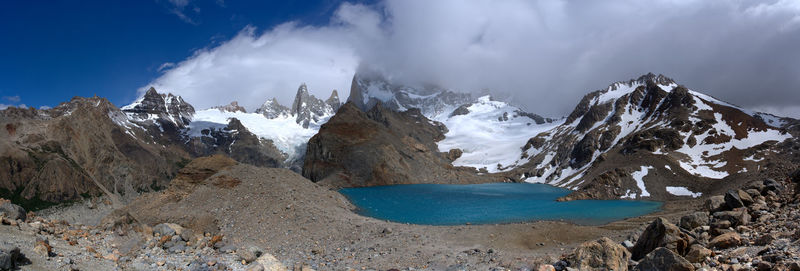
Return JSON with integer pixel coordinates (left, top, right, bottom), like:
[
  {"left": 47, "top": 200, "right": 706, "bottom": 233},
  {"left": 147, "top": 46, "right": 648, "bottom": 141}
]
[{"left": 382, "top": 228, "right": 392, "bottom": 234}]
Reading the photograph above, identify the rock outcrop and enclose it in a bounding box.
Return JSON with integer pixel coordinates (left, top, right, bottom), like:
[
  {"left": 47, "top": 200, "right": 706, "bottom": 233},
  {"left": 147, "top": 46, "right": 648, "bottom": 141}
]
[{"left": 303, "top": 102, "right": 489, "bottom": 187}]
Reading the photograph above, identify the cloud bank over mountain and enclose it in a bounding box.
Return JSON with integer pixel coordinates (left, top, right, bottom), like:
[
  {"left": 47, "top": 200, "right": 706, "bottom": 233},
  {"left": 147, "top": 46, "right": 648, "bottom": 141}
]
[{"left": 144, "top": 0, "right": 800, "bottom": 117}]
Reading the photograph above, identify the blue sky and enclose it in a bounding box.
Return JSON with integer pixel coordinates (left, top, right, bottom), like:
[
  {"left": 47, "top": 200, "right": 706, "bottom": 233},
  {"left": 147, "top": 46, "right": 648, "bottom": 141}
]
[
  {"left": 0, "top": 0, "right": 364, "bottom": 109},
  {"left": 2, "top": 0, "right": 799, "bottom": 117}
]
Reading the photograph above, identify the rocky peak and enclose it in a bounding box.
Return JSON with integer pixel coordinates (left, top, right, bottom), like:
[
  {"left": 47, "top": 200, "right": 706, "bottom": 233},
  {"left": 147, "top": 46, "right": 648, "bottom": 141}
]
[
  {"left": 212, "top": 101, "right": 246, "bottom": 113},
  {"left": 255, "top": 98, "right": 290, "bottom": 119},
  {"left": 326, "top": 90, "right": 341, "bottom": 112},
  {"left": 289, "top": 84, "right": 337, "bottom": 128},
  {"left": 122, "top": 87, "right": 195, "bottom": 128}
]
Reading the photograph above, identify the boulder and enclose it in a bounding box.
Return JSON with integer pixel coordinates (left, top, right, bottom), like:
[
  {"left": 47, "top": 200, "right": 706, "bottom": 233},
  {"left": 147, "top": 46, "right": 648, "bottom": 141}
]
[
  {"left": 708, "top": 232, "right": 742, "bottom": 249},
  {"left": 763, "top": 178, "right": 783, "bottom": 193},
  {"left": 705, "top": 195, "right": 726, "bottom": 212},
  {"left": 679, "top": 212, "right": 709, "bottom": 230},
  {"left": 247, "top": 253, "right": 287, "bottom": 271},
  {"left": 0, "top": 242, "right": 25, "bottom": 271},
  {"left": 33, "top": 237, "right": 51, "bottom": 257},
  {"left": 633, "top": 247, "right": 694, "bottom": 271},
  {"left": 153, "top": 223, "right": 183, "bottom": 237},
  {"left": 566, "top": 237, "right": 631, "bottom": 271},
  {"left": 631, "top": 218, "right": 695, "bottom": 260},
  {"left": 0, "top": 203, "right": 26, "bottom": 222},
  {"left": 724, "top": 190, "right": 744, "bottom": 209},
  {"left": 684, "top": 244, "right": 711, "bottom": 263},
  {"left": 736, "top": 190, "right": 754, "bottom": 206},
  {"left": 712, "top": 208, "right": 751, "bottom": 227},
  {"left": 238, "top": 246, "right": 263, "bottom": 264}
]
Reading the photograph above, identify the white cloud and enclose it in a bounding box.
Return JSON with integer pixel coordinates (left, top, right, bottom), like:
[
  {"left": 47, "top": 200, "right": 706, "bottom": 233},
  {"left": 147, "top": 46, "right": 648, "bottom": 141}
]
[{"left": 144, "top": 0, "right": 800, "bottom": 116}]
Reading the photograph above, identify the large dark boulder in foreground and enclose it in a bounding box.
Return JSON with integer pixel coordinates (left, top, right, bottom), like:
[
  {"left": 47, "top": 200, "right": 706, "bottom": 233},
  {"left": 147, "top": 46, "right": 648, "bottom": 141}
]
[
  {"left": 633, "top": 247, "right": 694, "bottom": 271},
  {"left": 631, "top": 217, "right": 695, "bottom": 260},
  {"left": 302, "top": 102, "right": 489, "bottom": 187}
]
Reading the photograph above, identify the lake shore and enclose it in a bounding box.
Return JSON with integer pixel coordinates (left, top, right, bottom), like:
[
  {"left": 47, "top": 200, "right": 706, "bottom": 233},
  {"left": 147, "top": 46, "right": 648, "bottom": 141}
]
[{"left": 1, "top": 160, "right": 702, "bottom": 270}]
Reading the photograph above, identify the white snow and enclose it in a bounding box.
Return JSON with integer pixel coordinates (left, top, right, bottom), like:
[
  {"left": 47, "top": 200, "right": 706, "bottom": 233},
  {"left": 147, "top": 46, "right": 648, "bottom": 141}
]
[
  {"left": 186, "top": 109, "right": 328, "bottom": 161},
  {"left": 631, "top": 166, "right": 653, "bottom": 198},
  {"left": 434, "top": 95, "right": 560, "bottom": 173},
  {"left": 665, "top": 186, "right": 702, "bottom": 198}
]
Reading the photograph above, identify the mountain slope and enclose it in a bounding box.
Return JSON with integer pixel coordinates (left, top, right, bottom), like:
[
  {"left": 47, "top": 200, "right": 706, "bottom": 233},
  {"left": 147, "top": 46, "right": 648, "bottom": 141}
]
[
  {"left": 509, "top": 73, "right": 793, "bottom": 200},
  {"left": 0, "top": 97, "right": 190, "bottom": 207}
]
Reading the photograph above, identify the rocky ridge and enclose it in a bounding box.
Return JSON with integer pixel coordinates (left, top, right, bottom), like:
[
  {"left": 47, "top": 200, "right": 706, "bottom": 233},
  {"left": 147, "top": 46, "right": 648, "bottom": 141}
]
[{"left": 510, "top": 73, "right": 794, "bottom": 201}]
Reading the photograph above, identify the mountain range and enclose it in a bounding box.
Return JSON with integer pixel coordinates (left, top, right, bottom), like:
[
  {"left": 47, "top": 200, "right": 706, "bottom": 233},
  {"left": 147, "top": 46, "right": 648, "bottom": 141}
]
[{"left": 1, "top": 72, "right": 797, "bottom": 209}]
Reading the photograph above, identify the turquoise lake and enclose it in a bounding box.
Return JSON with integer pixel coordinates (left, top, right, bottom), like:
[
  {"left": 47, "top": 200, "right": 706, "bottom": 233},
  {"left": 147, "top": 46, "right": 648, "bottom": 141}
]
[{"left": 339, "top": 183, "right": 662, "bottom": 226}]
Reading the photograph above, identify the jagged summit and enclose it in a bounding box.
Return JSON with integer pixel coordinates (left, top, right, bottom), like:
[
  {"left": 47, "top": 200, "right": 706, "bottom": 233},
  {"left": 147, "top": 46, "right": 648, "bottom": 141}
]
[
  {"left": 326, "top": 89, "right": 341, "bottom": 112},
  {"left": 254, "top": 84, "right": 340, "bottom": 128},
  {"left": 122, "top": 87, "right": 195, "bottom": 129}
]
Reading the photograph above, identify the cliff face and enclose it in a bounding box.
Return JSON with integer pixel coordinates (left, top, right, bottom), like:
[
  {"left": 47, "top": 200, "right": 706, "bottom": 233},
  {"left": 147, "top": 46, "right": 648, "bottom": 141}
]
[{"left": 302, "top": 102, "right": 492, "bottom": 188}]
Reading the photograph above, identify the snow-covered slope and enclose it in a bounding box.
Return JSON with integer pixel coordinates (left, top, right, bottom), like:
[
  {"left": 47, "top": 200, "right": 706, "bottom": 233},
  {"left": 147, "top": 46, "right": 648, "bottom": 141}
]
[
  {"left": 347, "top": 72, "right": 558, "bottom": 173},
  {"left": 433, "top": 96, "right": 559, "bottom": 173},
  {"left": 514, "top": 73, "right": 792, "bottom": 196},
  {"left": 185, "top": 109, "right": 325, "bottom": 162}
]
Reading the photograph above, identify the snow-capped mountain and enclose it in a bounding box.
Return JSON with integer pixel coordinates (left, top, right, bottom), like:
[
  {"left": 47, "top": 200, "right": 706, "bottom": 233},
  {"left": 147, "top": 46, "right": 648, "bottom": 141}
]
[
  {"left": 290, "top": 84, "right": 340, "bottom": 128},
  {"left": 346, "top": 72, "right": 557, "bottom": 173},
  {"left": 183, "top": 84, "right": 341, "bottom": 166},
  {"left": 509, "top": 73, "right": 793, "bottom": 200},
  {"left": 255, "top": 98, "right": 290, "bottom": 118},
  {"left": 121, "top": 87, "right": 195, "bottom": 129}
]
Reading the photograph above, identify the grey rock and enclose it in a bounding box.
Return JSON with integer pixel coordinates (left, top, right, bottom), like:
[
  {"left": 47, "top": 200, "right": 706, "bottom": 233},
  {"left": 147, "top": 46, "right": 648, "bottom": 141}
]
[
  {"left": 0, "top": 243, "right": 24, "bottom": 271},
  {"left": 680, "top": 212, "right": 709, "bottom": 230},
  {"left": 167, "top": 244, "right": 186, "bottom": 254},
  {"left": 153, "top": 223, "right": 176, "bottom": 237},
  {"left": 631, "top": 217, "right": 695, "bottom": 260},
  {"left": 219, "top": 244, "right": 237, "bottom": 253},
  {"left": 633, "top": 247, "right": 694, "bottom": 271},
  {"left": 0, "top": 202, "right": 26, "bottom": 222},
  {"left": 705, "top": 196, "right": 726, "bottom": 212},
  {"left": 237, "top": 246, "right": 262, "bottom": 263}
]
